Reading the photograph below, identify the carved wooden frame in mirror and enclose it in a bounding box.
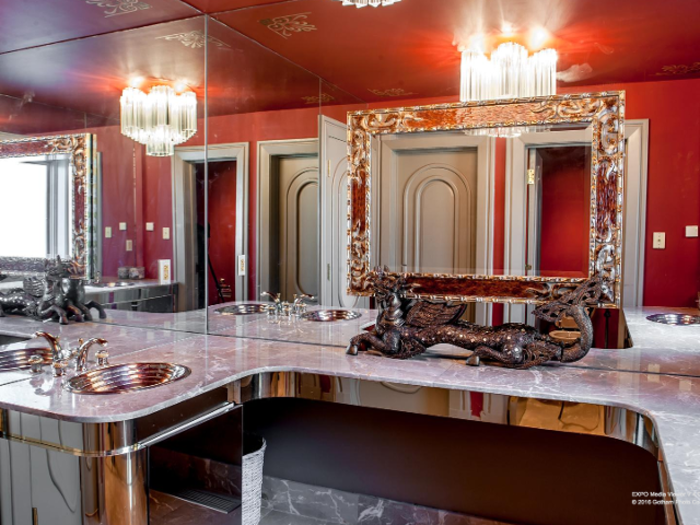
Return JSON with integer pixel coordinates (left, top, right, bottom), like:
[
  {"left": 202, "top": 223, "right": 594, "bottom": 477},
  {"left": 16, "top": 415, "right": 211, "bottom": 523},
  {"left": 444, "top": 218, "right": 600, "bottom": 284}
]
[
  {"left": 0, "top": 134, "right": 96, "bottom": 279},
  {"left": 347, "top": 91, "right": 625, "bottom": 307}
]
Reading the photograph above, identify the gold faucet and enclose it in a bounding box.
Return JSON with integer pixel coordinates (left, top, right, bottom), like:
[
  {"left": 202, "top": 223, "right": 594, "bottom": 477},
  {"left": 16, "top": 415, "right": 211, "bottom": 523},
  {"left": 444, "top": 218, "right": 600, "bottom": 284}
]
[
  {"left": 293, "top": 294, "right": 314, "bottom": 316},
  {"left": 75, "top": 338, "right": 109, "bottom": 373},
  {"left": 33, "top": 331, "right": 69, "bottom": 377}
]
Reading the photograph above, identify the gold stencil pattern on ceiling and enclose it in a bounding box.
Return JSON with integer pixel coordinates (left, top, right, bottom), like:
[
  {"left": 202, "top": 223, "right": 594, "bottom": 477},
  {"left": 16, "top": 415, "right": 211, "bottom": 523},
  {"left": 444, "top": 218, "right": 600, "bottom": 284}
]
[
  {"left": 368, "top": 88, "right": 417, "bottom": 97},
  {"left": 259, "top": 13, "right": 317, "bottom": 39},
  {"left": 157, "top": 31, "right": 231, "bottom": 49},
  {"left": 302, "top": 93, "right": 335, "bottom": 104},
  {"left": 85, "top": 0, "right": 151, "bottom": 18},
  {"left": 657, "top": 62, "right": 700, "bottom": 76}
]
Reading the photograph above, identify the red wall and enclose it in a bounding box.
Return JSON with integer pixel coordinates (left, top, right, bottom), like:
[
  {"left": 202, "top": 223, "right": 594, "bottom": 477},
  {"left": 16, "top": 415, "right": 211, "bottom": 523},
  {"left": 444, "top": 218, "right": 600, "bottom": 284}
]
[
  {"left": 562, "top": 79, "right": 700, "bottom": 307},
  {"left": 539, "top": 147, "right": 590, "bottom": 278},
  {"left": 103, "top": 77, "right": 700, "bottom": 308},
  {"left": 198, "top": 160, "right": 238, "bottom": 305}
]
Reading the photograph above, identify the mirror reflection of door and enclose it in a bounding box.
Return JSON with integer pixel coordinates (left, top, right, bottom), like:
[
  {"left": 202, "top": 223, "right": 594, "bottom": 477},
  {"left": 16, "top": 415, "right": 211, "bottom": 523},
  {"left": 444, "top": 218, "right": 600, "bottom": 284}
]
[
  {"left": 378, "top": 135, "right": 478, "bottom": 275},
  {"left": 276, "top": 156, "right": 319, "bottom": 300},
  {"left": 258, "top": 139, "right": 320, "bottom": 303}
]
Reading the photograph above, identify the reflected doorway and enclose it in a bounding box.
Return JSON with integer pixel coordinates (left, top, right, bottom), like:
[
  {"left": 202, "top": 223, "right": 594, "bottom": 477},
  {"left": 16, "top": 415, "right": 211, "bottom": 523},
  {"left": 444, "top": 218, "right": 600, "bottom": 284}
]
[
  {"left": 195, "top": 160, "right": 239, "bottom": 307},
  {"left": 257, "top": 139, "right": 319, "bottom": 303},
  {"left": 172, "top": 143, "right": 249, "bottom": 312}
]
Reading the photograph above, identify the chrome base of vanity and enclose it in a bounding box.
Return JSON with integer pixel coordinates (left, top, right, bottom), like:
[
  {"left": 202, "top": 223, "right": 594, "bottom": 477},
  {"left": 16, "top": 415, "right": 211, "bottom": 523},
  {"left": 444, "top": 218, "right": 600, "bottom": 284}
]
[{"left": 0, "top": 372, "right": 679, "bottom": 525}]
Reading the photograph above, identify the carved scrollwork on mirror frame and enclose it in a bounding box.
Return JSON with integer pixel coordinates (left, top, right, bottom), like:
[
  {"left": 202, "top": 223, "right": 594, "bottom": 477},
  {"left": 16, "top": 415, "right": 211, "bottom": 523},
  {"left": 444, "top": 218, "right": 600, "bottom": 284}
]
[
  {"left": 346, "top": 92, "right": 625, "bottom": 307},
  {"left": 0, "top": 134, "right": 96, "bottom": 279}
]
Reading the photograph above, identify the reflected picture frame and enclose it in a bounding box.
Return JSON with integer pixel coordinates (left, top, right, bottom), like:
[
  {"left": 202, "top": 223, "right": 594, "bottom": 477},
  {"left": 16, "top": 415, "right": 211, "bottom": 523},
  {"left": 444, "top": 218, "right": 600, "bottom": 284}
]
[
  {"left": 0, "top": 133, "right": 96, "bottom": 279},
  {"left": 346, "top": 92, "right": 625, "bottom": 307}
]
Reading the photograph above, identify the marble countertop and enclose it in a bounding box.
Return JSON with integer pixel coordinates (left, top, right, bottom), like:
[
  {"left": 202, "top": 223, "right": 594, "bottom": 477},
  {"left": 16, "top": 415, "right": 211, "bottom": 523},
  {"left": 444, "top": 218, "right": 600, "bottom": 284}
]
[{"left": 0, "top": 305, "right": 700, "bottom": 522}]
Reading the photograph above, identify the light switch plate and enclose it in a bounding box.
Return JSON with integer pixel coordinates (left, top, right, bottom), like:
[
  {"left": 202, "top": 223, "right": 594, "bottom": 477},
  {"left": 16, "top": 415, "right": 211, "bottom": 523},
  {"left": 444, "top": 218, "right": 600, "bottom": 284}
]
[
  {"left": 119, "top": 222, "right": 127, "bottom": 231},
  {"left": 126, "top": 239, "right": 133, "bottom": 252},
  {"left": 686, "top": 225, "right": 699, "bottom": 238},
  {"left": 237, "top": 255, "right": 246, "bottom": 276},
  {"left": 105, "top": 227, "right": 112, "bottom": 239},
  {"left": 146, "top": 222, "right": 154, "bottom": 232},
  {"left": 653, "top": 232, "right": 666, "bottom": 249},
  {"left": 162, "top": 227, "right": 170, "bottom": 240}
]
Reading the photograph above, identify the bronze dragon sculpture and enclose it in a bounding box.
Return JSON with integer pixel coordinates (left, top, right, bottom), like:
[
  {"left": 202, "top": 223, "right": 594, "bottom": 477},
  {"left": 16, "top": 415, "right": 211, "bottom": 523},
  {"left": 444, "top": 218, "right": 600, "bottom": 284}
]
[
  {"left": 0, "top": 257, "right": 105, "bottom": 325},
  {"left": 347, "top": 267, "right": 604, "bottom": 369}
]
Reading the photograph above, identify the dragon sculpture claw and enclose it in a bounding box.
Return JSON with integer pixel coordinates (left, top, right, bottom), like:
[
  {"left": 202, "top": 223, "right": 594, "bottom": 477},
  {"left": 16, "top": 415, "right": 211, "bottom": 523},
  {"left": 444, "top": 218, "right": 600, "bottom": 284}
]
[{"left": 347, "top": 267, "right": 604, "bottom": 369}]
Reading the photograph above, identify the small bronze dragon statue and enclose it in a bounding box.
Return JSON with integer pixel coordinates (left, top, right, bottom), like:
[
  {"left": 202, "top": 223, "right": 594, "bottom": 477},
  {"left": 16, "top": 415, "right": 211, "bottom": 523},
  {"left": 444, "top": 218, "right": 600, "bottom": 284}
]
[
  {"left": 0, "top": 257, "right": 105, "bottom": 325},
  {"left": 347, "top": 267, "right": 604, "bottom": 369}
]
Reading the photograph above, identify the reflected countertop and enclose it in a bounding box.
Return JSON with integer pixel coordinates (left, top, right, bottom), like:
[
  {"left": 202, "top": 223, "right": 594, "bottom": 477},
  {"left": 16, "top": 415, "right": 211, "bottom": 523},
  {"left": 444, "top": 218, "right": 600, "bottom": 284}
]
[{"left": 0, "top": 304, "right": 699, "bottom": 522}]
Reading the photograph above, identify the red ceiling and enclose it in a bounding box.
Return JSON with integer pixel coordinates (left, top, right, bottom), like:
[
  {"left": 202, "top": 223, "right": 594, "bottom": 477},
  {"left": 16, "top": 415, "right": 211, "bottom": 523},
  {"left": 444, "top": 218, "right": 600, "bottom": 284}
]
[
  {"left": 214, "top": 0, "right": 700, "bottom": 101},
  {"left": 0, "top": 0, "right": 199, "bottom": 54},
  {"left": 1, "top": 0, "right": 700, "bottom": 134}
]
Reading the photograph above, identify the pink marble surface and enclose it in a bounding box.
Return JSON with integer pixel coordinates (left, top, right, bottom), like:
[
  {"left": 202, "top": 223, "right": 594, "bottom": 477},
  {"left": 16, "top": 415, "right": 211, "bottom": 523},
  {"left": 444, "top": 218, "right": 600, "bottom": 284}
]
[{"left": 1, "top": 306, "right": 700, "bottom": 523}]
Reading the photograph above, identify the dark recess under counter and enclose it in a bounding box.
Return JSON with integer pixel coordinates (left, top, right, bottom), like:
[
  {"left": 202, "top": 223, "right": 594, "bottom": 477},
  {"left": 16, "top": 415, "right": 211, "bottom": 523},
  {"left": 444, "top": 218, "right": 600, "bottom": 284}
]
[{"left": 243, "top": 398, "right": 664, "bottom": 525}]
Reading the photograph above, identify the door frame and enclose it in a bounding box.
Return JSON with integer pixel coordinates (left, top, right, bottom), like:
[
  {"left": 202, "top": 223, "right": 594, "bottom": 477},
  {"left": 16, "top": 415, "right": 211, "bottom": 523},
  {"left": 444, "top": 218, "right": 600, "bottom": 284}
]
[
  {"left": 374, "top": 132, "right": 496, "bottom": 325},
  {"left": 172, "top": 142, "right": 250, "bottom": 311},
  {"left": 257, "top": 138, "right": 319, "bottom": 300},
  {"left": 503, "top": 120, "right": 649, "bottom": 322}
]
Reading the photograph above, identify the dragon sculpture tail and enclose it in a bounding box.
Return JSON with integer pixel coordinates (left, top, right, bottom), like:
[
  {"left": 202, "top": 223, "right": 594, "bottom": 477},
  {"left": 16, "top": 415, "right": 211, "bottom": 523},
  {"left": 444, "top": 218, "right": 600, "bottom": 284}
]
[{"left": 533, "top": 276, "right": 606, "bottom": 363}]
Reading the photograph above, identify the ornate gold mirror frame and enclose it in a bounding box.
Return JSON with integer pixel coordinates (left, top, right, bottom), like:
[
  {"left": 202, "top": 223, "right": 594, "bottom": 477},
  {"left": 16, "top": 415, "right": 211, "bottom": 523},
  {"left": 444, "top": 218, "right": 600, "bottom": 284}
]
[
  {"left": 347, "top": 92, "right": 625, "bottom": 307},
  {"left": 0, "top": 134, "right": 96, "bottom": 278}
]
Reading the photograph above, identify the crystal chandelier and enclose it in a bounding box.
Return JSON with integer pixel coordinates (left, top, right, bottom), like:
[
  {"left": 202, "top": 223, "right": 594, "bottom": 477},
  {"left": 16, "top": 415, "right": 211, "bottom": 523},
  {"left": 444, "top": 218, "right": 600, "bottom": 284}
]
[
  {"left": 460, "top": 42, "right": 557, "bottom": 102},
  {"left": 120, "top": 85, "right": 197, "bottom": 157},
  {"left": 335, "top": 0, "right": 400, "bottom": 7}
]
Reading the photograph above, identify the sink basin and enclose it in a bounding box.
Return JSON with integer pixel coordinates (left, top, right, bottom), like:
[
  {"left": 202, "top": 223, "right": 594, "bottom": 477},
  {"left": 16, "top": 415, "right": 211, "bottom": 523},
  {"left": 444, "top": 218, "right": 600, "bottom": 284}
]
[
  {"left": 215, "top": 304, "right": 267, "bottom": 316},
  {"left": 302, "top": 310, "right": 362, "bottom": 322},
  {"left": 66, "top": 363, "right": 191, "bottom": 394},
  {"left": 0, "top": 334, "right": 29, "bottom": 346},
  {"left": 90, "top": 282, "right": 137, "bottom": 288},
  {"left": 0, "top": 347, "right": 51, "bottom": 372},
  {"left": 646, "top": 313, "right": 700, "bottom": 326}
]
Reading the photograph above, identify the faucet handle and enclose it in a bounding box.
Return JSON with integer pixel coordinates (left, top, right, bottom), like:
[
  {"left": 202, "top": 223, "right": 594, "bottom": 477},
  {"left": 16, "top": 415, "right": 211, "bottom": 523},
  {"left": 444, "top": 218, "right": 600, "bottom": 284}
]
[
  {"left": 261, "top": 291, "right": 280, "bottom": 303},
  {"left": 96, "top": 350, "right": 109, "bottom": 368},
  {"left": 52, "top": 360, "right": 68, "bottom": 378},
  {"left": 28, "top": 355, "right": 45, "bottom": 375}
]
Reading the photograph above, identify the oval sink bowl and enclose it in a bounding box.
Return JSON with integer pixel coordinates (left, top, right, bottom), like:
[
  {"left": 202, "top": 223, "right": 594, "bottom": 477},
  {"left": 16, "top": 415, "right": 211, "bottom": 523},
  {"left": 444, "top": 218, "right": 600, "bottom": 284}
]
[
  {"left": 0, "top": 347, "right": 51, "bottom": 372},
  {"left": 91, "top": 282, "right": 137, "bottom": 288},
  {"left": 215, "top": 304, "right": 267, "bottom": 316},
  {"left": 646, "top": 313, "right": 700, "bottom": 326},
  {"left": 66, "top": 363, "right": 191, "bottom": 395},
  {"left": 302, "top": 310, "right": 362, "bottom": 322}
]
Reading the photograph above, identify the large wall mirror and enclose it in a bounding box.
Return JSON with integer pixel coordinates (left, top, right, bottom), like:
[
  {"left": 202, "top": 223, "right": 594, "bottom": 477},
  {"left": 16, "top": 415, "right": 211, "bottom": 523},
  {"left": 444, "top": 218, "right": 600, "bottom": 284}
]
[
  {"left": 348, "top": 93, "right": 625, "bottom": 307},
  {"left": 0, "top": 0, "right": 647, "bottom": 345}
]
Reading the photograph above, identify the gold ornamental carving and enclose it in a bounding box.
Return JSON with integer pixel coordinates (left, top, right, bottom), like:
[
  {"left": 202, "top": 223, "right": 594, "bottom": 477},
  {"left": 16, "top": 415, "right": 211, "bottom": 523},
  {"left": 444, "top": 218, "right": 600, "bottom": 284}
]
[{"left": 346, "top": 92, "right": 626, "bottom": 307}]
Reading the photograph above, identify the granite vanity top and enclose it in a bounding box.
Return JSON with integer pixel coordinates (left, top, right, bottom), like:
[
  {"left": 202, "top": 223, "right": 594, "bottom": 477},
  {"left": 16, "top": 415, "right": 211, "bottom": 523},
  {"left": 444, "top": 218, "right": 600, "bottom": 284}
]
[{"left": 0, "top": 305, "right": 699, "bottom": 522}]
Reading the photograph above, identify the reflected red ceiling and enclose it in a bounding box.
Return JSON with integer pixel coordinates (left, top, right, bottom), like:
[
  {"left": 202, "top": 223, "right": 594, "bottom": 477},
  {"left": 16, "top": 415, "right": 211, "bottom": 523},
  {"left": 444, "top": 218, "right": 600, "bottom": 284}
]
[
  {"left": 0, "top": 0, "right": 199, "bottom": 54},
  {"left": 183, "top": 0, "right": 286, "bottom": 13},
  {"left": 215, "top": 0, "right": 700, "bottom": 102}
]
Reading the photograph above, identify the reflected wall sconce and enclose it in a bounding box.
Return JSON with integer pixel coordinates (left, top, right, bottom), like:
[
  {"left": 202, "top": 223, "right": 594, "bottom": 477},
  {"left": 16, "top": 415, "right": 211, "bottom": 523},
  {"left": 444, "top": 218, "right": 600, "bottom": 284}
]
[
  {"left": 334, "top": 0, "right": 400, "bottom": 7},
  {"left": 120, "top": 84, "right": 197, "bottom": 157}
]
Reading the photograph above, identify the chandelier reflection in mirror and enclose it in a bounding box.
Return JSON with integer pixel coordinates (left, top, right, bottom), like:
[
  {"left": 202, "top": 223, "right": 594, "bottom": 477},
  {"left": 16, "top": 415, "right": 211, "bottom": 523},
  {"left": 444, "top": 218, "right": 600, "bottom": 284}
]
[
  {"left": 460, "top": 42, "right": 557, "bottom": 102},
  {"left": 335, "top": 0, "right": 400, "bottom": 7},
  {"left": 120, "top": 85, "right": 197, "bottom": 157},
  {"left": 460, "top": 42, "right": 557, "bottom": 137}
]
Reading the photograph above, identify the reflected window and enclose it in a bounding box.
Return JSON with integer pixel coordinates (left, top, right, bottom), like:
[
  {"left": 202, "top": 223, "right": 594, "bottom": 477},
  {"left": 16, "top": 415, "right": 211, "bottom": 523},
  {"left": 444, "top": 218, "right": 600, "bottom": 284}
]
[{"left": 0, "top": 155, "right": 70, "bottom": 258}]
